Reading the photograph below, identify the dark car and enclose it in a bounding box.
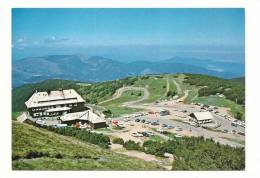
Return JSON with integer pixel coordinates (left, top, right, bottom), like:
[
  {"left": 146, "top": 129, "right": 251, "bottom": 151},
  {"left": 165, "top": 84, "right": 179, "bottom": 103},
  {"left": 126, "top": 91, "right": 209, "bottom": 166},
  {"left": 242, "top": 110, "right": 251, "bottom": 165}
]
[
  {"left": 238, "top": 132, "right": 245, "bottom": 136},
  {"left": 151, "top": 122, "right": 159, "bottom": 126},
  {"left": 167, "top": 125, "right": 174, "bottom": 129},
  {"left": 223, "top": 129, "right": 229, "bottom": 133},
  {"left": 142, "top": 132, "right": 150, "bottom": 137},
  {"left": 135, "top": 119, "right": 140, "bottom": 122},
  {"left": 162, "top": 123, "right": 168, "bottom": 127},
  {"left": 141, "top": 119, "right": 146, "bottom": 123},
  {"left": 231, "top": 123, "right": 238, "bottom": 127}
]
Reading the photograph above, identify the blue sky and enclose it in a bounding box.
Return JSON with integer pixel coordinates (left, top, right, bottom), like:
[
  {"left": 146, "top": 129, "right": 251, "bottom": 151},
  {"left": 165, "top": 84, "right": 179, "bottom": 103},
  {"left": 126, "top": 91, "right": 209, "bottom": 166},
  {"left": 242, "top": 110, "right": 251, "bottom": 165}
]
[{"left": 12, "top": 8, "right": 245, "bottom": 62}]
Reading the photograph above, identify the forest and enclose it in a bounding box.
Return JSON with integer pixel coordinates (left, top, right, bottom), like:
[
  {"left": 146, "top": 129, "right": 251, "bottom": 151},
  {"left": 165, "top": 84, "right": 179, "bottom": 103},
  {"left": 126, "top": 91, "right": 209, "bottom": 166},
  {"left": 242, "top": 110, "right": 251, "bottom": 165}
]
[{"left": 123, "top": 136, "right": 245, "bottom": 170}]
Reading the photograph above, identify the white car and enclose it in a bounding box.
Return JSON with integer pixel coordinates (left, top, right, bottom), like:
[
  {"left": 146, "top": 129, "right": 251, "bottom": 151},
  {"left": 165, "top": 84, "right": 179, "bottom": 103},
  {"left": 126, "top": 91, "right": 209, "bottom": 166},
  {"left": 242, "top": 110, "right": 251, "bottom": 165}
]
[
  {"left": 146, "top": 131, "right": 155, "bottom": 136},
  {"left": 175, "top": 134, "right": 182, "bottom": 138},
  {"left": 131, "top": 132, "right": 143, "bottom": 137},
  {"left": 156, "top": 128, "right": 165, "bottom": 133},
  {"left": 118, "top": 123, "right": 125, "bottom": 128}
]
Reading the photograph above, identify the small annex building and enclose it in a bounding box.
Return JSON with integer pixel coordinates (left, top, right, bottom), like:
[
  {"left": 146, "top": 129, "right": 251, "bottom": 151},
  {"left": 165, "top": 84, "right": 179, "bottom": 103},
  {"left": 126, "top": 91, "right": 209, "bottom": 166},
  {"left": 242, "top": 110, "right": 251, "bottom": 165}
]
[
  {"left": 60, "top": 110, "right": 107, "bottom": 129},
  {"left": 189, "top": 112, "right": 213, "bottom": 124}
]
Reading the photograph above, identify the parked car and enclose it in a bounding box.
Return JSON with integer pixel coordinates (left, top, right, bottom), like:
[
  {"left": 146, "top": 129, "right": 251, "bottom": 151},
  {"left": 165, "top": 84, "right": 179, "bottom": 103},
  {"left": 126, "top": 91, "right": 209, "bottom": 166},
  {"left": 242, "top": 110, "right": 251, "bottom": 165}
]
[
  {"left": 131, "top": 132, "right": 143, "bottom": 137},
  {"left": 135, "top": 119, "right": 140, "bottom": 122},
  {"left": 146, "top": 131, "right": 154, "bottom": 136},
  {"left": 145, "top": 121, "right": 151, "bottom": 124},
  {"left": 156, "top": 128, "right": 165, "bottom": 133},
  {"left": 167, "top": 125, "right": 174, "bottom": 129},
  {"left": 141, "top": 132, "right": 150, "bottom": 137},
  {"left": 161, "top": 123, "right": 168, "bottom": 127},
  {"left": 232, "top": 130, "right": 237, "bottom": 134},
  {"left": 124, "top": 118, "right": 130, "bottom": 122},
  {"left": 141, "top": 119, "right": 146, "bottom": 123},
  {"left": 176, "top": 127, "right": 183, "bottom": 131},
  {"left": 175, "top": 134, "right": 182, "bottom": 138},
  {"left": 118, "top": 123, "right": 125, "bottom": 128},
  {"left": 237, "top": 132, "right": 245, "bottom": 136},
  {"left": 223, "top": 129, "right": 229, "bottom": 133},
  {"left": 151, "top": 122, "right": 160, "bottom": 126},
  {"left": 231, "top": 122, "right": 238, "bottom": 127}
]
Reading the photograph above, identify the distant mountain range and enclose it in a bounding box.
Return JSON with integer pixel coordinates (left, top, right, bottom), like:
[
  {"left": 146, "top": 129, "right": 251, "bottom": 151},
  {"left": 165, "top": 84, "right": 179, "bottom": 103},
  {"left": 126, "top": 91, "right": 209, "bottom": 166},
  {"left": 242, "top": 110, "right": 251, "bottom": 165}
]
[{"left": 12, "top": 55, "right": 245, "bottom": 87}]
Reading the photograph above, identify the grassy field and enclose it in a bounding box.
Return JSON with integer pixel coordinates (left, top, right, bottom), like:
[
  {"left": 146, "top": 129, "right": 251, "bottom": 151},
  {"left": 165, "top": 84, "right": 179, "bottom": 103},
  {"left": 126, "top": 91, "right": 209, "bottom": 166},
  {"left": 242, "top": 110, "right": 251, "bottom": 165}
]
[
  {"left": 193, "top": 95, "right": 245, "bottom": 120},
  {"left": 134, "top": 76, "right": 167, "bottom": 103},
  {"left": 149, "top": 135, "right": 166, "bottom": 142},
  {"left": 167, "top": 74, "right": 200, "bottom": 103},
  {"left": 100, "top": 90, "right": 144, "bottom": 117},
  {"left": 12, "top": 121, "right": 162, "bottom": 170}
]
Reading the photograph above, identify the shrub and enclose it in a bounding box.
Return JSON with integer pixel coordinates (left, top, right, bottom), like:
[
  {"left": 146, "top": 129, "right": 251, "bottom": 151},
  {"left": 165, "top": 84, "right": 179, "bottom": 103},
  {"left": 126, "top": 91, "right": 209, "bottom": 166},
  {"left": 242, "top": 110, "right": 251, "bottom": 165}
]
[
  {"left": 55, "top": 153, "right": 63, "bottom": 159},
  {"left": 26, "top": 151, "right": 48, "bottom": 159},
  {"left": 112, "top": 137, "right": 124, "bottom": 145},
  {"left": 32, "top": 124, "right": 111, "bottom": 148},
  {"left": 123, "top": 140, "right": 141, "bottom": 150}
]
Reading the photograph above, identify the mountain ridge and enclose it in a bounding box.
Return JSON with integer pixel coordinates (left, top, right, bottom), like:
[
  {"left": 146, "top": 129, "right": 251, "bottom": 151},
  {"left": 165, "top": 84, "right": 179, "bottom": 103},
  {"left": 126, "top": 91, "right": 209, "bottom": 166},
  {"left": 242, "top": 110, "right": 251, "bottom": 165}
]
[{"left": 13, "top": 54, "right": 244, "bottom": 87}]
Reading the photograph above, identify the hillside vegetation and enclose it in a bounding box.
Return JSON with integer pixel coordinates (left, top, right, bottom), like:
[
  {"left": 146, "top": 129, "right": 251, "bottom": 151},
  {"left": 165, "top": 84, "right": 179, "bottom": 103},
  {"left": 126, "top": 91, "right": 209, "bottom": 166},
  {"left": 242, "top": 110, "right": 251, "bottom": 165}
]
[
  {"left": 184, "top": 74, "right": 245, "bottom": 105},
  {"left": 120, "top": 136, "right": 245, "bottom": 170},
  {"left": 12, "top": 121, "right": 162, "bottom": 170},
  {"left": 12, "top": 77, "right": 138, "bottom": 112},
  {"left": 12, "top": 74, "right": 245, "bottom": 120}
]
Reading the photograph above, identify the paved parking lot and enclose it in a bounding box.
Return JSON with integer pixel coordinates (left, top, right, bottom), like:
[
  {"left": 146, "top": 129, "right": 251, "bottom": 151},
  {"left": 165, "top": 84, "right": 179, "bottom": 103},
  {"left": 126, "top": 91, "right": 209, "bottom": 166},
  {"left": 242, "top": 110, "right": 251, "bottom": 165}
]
[{"left": 108, "top": 101, "right": 245, "bottom": 147}]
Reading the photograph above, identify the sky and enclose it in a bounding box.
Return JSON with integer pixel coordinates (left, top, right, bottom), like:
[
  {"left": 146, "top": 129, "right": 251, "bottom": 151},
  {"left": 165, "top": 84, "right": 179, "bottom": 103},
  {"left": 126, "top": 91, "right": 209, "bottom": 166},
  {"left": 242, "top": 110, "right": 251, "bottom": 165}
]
[{"left": 12, "top": 8, "right": 245, "bottom": 62}]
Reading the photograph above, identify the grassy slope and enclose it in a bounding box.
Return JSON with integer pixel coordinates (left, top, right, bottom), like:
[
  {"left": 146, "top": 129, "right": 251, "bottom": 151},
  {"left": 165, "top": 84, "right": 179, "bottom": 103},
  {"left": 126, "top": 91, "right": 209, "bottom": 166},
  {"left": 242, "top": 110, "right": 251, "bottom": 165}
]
[
  {"left": 133, "top": 76, "right": 167, "bottom": 103},
  {"left": 100, "top": 90, "right": 144, "bottom": 117},
  {"left": 12, "top": 121, "right": 162, "bottom": 170},
  {"left": 12, "top": 74, "right": 245, "bottom": 119}
]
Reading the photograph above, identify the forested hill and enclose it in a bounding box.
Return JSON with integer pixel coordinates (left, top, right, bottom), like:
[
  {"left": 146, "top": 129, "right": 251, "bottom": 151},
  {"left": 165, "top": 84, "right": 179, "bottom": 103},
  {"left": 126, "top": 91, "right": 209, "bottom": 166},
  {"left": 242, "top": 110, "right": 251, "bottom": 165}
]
[
  {"left": 230, "top": 77, "right": 245, "bottom": 85},
  {"left": 183, "top": 74, "right": 245, "bottom": 105}
]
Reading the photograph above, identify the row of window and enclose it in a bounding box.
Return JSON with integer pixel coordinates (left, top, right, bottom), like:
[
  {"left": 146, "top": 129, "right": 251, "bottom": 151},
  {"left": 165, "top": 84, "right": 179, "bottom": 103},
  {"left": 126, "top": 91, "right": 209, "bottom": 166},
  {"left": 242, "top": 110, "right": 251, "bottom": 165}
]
[
  {"left": 33, "top": 111, "right": 61, "bottom": 117},
  {"left": 31, "top": 103, "right": 78, "bottom": 111}
]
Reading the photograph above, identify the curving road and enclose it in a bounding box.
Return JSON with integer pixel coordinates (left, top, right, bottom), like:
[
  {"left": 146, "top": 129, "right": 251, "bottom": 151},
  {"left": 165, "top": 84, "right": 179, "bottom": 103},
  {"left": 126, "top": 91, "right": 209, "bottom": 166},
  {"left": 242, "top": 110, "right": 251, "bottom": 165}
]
[{"left": 99, "top": 86, "right": 150, "bottom": 105}]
